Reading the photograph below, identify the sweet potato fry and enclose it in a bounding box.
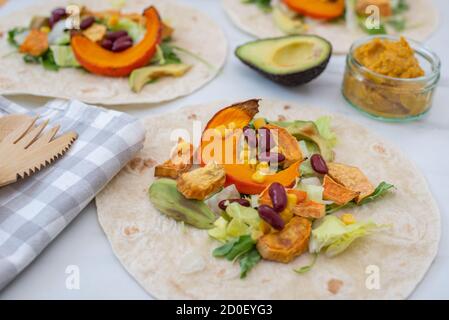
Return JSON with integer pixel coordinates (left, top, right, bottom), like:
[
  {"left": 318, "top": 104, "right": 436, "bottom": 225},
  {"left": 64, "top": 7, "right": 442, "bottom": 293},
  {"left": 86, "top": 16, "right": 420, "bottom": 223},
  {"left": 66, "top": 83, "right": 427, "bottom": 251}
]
[{"left": 323, "top": 175, "right": 359, "bottom": 205}]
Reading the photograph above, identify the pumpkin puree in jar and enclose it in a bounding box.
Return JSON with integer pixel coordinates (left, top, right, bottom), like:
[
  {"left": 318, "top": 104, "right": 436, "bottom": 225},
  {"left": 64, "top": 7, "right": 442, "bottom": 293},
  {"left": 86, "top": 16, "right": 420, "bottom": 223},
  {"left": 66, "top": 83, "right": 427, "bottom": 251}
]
[{"left": 354, "top": 37, "right": 424, "bottom": 79}]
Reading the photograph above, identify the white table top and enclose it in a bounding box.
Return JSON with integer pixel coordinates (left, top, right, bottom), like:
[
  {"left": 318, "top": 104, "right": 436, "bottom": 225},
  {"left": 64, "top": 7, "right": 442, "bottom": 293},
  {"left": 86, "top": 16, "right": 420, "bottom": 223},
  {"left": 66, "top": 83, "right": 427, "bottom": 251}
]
[{"left": 1, "top": 0, "right": 448, "bottom": 299}]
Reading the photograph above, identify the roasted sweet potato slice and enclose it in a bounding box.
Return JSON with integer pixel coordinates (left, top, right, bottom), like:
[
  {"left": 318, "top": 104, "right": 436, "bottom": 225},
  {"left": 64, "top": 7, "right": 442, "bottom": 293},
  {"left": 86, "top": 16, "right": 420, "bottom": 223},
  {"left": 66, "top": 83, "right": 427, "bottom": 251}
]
[
  {"left": 256, "top": 216, "right": 311, "bottom": 263},
  {"left": 19, "top": 30, "right": 48, "bottom": 57},
  {"left": 265, "top": 124, "right": 303, "bottom": 168},
  {"left": 323, "top": 175, "right": 359, "bottom": 205},
  {"left": 292, "top": 200, "right": 325, "bottom": 219},
  {"left": 154, "top": 138, "right": 193, "bottom": 179},
  {"left": 327, "top": 163, "right": 375, "bottom": 203},
  {"left": 177, "top": 162, "right": 226, "bottom": 200}
]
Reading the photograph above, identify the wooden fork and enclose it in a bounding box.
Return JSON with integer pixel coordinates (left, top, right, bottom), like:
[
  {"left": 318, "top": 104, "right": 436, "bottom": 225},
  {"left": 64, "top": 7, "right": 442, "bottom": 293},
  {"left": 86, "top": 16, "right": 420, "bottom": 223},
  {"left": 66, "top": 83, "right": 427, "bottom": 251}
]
[{"left": 0, "top": 114, "right": 77, "bottom": 187}]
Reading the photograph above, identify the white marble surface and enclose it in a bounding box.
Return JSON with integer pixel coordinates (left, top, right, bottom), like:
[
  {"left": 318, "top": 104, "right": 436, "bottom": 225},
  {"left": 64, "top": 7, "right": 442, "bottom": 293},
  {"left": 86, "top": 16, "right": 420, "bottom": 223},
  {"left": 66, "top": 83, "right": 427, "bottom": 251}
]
[{"left": 0, "top": 0, "right": 448, "bottom": 299}]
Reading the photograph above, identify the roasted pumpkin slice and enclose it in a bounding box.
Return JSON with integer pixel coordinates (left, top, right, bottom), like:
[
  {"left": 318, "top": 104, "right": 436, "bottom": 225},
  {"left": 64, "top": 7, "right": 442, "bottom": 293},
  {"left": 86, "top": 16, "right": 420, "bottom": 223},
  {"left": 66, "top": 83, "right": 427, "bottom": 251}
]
[
  {"left": 282, "top": 0, "right": 345, "bottom": 20},
  {"left": 200, "top": 100, "right": 301, "bottom": 194},
  {"left": 71, "top": 6, "right": 162, "bottom": 77},
  {"left": 264, "top": 124, "right": 302, "bottom": 168},
  {"left": 256, "top": 216, "right": 311, "bottom": 263}
]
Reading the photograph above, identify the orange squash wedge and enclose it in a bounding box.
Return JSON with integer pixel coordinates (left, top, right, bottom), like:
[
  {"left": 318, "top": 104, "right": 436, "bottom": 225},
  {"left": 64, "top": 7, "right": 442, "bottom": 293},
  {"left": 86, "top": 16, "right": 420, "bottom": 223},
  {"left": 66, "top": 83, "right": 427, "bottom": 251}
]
[
  {"left": 200, "top": 100, "right": 301, "bottom": 195},
  {"left": 282, "top": 0, "right": 345, "bottom": 20},
  {"left": 71, "top": 6, "right": 162, "bottom": 77}
]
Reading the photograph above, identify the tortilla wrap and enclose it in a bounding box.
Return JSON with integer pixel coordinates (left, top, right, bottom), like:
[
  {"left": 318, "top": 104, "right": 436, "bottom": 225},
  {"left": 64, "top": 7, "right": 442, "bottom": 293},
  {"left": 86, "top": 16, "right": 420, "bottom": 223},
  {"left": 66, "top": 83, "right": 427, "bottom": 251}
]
[
  {"left": 96, "top": 99, "right": 440, "bottom": 299},
  {"left": 0, "top": 0, "right": 227, "bottom": 105},
  {"left": 222, "top": 0, "right": 439, "bottom": 54}
]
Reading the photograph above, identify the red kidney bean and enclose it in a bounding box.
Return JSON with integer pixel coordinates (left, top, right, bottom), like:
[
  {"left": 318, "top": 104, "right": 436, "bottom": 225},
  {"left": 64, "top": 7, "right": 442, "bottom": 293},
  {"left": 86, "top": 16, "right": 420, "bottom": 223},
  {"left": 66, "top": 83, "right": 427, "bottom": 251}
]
[
  {"left": 310, "top": 154, "right": 328, "bottom": 174},
  {"left": 106, "top": 30, "right": 129, "bottom": 41},
  {"left": 112, "top": 40, "right": 133, "bottom": 52},
  {"left": 258, "top": 152, "right": 285, "bottom": 164},
  {"left": 218, "top": 199, "right": 251, "bottom": 211},
  {"left": 114, "top": 35, "right": 133, "bottom": 45},
  {"left": 243, "top": 125, "right": 257, "bottom": 148},
  {"left": 52, "top": 7, "right": 67, "bottom": 18},
  {"left": 101, "top": 39, "right": 113, "bottom": 50},
  {"left": 80, "top": 16, "right": 95, "bottom": 30},
  {"left": 258, "top": 205, "right": 285, "bottom": 230},
  {"left": 258, "top": 127, "right": 275, "bottom": 152},
  {"left": 268, "top": 182, "right": 287, "bottom": 212}
]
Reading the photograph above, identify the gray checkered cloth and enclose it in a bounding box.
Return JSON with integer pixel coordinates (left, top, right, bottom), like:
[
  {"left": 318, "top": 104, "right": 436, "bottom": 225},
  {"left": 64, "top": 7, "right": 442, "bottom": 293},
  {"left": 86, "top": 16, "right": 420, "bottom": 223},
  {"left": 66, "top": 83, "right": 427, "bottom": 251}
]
[{"left": 0, "top": 96, "right": 144, "bottom": 290}]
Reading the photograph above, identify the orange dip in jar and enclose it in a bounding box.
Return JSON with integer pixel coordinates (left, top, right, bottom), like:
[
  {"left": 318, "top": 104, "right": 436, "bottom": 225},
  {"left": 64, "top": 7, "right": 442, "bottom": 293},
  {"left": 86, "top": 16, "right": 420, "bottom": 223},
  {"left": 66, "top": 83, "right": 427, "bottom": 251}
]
[{"left": 342, "top": 35, "right": 440, "bottom": 121}]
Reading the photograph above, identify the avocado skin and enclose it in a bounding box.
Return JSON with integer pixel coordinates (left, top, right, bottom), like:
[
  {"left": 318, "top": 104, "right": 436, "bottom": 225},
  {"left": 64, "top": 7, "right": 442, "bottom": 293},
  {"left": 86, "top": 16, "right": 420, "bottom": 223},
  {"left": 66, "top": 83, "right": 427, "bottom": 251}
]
[{"left": 235, "top": 36, "right": 332, "bottom": 87}]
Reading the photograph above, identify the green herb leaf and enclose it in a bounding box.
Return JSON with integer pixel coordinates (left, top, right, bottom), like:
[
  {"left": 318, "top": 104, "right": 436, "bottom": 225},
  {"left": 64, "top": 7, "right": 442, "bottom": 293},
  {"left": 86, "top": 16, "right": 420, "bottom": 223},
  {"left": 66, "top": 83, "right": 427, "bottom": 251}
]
[
  {"left": 293, "top": 254, "right": 317, "bottom": 274},
  {"left": 326, "top": 182, "right": 394, "bottom": 214},
  {"left": 23, "top": 54, "right": 40, "bottom": 64},
  {"left": 386, "top": 17, "right": 406, "bottom": 32},
  {"left": 242, "top": 0, "right": 272, "bottom": 13},
  {"left": 8, "top": 27, "right": 28, "bottom": 47},
  {"left": 239, "top": 248, "right": 261, "bottom": 278}
]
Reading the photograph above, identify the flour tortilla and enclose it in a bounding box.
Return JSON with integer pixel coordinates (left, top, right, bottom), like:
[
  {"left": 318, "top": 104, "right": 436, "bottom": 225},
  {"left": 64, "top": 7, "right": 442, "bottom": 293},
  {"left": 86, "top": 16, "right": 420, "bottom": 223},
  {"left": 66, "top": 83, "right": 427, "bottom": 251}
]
[
  {"left": 222, "top": 0, "right": 439, "bottom": 54},
  {"left": 0, "top": 0, "right": 227, "bottom": 105},
  {"left": 96, "top": 99, "right": 440, "bottom": 299}
]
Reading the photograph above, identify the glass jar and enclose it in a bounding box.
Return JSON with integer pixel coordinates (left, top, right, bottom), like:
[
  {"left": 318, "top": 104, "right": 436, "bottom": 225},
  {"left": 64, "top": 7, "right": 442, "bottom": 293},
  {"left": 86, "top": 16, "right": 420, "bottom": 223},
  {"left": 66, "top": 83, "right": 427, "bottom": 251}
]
[{"left": 342, "top": 35, "right": 441, "bottom": 122}]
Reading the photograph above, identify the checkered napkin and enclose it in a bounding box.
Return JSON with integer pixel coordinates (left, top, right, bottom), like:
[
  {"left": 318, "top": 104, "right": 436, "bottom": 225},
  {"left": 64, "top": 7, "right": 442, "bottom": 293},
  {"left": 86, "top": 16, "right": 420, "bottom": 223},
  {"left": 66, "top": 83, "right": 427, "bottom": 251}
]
[{"left": 0, "top": 96, "right": 144, "bottom": 289}]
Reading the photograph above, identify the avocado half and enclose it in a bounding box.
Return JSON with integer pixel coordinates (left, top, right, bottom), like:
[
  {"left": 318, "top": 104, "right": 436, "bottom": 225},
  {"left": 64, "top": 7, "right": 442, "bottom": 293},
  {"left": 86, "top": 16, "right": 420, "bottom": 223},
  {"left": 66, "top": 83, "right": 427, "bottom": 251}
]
[{"left": 235, "top": 35, "right": 332, "bottom": 86}]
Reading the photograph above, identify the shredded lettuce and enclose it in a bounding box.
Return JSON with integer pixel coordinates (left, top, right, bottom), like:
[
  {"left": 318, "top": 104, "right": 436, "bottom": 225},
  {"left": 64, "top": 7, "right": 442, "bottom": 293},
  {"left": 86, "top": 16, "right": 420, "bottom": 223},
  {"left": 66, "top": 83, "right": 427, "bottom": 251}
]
[
  {"left": 309, "top": 215, "right": 387, "bottom": 257},
  {"left": 109, "top": 18, "right": 145, "bottom": 42},
  {"left": 296, "top": 184, "right": 325, "bottom": 203},
  {"left": 208, "top": 203, "right": 261, "bottom": 242},
  {"left": 293, "top": 254, "right": 318, "bottom": 274},
  {"left": 315, "top": 116, "right": 338, "bottom": 149},
  {"left": 50, "top": 45, "right": 80, "bottom": 67},
  {"left": 48, "top": 20, "right": 70, "bottom": 45},
  {"left": 8, "top": 27, "right": 28, "bottom": 47}
]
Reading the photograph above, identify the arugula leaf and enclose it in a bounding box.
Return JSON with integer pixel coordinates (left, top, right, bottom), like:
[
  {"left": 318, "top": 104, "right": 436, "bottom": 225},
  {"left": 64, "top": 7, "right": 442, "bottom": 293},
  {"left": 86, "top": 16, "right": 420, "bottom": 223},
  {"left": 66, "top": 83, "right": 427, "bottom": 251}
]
[
  {"left": 41, "top": 50, "right": 59, "bottom": 71},
  {"left": 239, "top": 248, "right": 261, "bottom": 278},
  {"left": 242, "top": 0, "right": 272, "bottom": 13},
  {"left": 23, "top": 50, "right": 59, "bottom": 72},
  {"left": 213, "top": 235, "right": 261, "bottom": 278},
  {"left": 213, "top": 238, "right": 239, "bottom": 257},
  {"left": 293, "top": 254, "right": 317, "bottom": 274},
  {"left": 393, "top": 0, "right": 409, "bottom": 15},
  {"left": 358, "top": 182, "right": 395, "bottom": 205},
  {"left": 160, "top": 42, "right": 182, "bottom": 65},
  {"left": 8, "top": 27, "right": 28, "bottom": 47},
  {"left": 326, "top": 182, "right": 394, "bottom": 214},
  {"left": 386, "top": 17, "right": 406, "bottom": 32}
]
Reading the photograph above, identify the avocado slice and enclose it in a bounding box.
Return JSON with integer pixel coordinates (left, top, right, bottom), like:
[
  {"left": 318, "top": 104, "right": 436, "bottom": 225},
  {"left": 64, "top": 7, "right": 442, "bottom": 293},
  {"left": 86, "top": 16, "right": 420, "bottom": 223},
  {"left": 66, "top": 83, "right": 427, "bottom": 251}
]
[
  {"left": 271, "top": 120, "right": 335, "bottom": 162},
  {"left": 235, "top": 35, "right": 332, "bottom": 86},
  {"left": 129, "top": 63, "right": 191, "bottom": 93},
  {"left": 272, "top": 5, "right": 305, "bottom": 35}
]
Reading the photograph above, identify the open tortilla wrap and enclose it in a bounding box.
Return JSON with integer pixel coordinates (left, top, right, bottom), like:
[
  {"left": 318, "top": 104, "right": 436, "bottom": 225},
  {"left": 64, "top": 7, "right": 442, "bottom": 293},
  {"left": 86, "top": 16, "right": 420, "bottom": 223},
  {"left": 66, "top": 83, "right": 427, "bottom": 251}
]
[
  {"left": 96, "top": 99, "right": 440, "bottom": 299},
  {"left": 0, "top": 0, "right": 227, "bottom": 105},
  {"left": 222, "top": 0, "right": 438, "bottom": 54}
]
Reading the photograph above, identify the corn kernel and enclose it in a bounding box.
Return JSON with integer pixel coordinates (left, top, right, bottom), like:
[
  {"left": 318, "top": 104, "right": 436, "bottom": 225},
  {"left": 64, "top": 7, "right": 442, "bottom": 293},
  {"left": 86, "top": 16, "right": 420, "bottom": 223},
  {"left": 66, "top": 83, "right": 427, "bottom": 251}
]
[
  {"left": 251, "top": 171, "right": 266, "bottom": 184},
  {"left": 341, "top": 213, "right": 356, "bottom": 225},
  {"left": 253, "top": 118, "right": 267, "bottom": 130},
  {"left": 256, "top": 161, "right": 269, "bottom": 172},
  {"left": 248, "top": 158, "right": 258, "bottom": 169},
  {"left": 227, "top": 121, "right": 236, "bottom": 130},
  {"left": 287, "top": 193, "right": 298, "bottom": 209},
  {"left": 214, "top": 125, "right": 227, "bottom": 137},
  {"left": 40, "top": 26, "right": 51, "bottom": 33},
  {"left": 108, "top": 14, "right": 119, "bottom": 26},
  {"left": 280, "top": 209, "right": 294, "bottom": 224}
]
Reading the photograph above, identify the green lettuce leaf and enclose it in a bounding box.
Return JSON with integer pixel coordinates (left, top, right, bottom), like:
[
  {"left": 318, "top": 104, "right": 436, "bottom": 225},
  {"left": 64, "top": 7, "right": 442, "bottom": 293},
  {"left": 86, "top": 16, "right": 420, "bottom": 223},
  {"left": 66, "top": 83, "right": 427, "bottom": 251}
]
[
  {"left": 326, "top": 182, "right": 395, "bottom": 213},
  {"left": 309, "top": 216, "right": 386, "bottom": 257},
  {"left": 50, "top": 45, "right": 80, "bottom": 67},
  {"left": 315, "top": 116, "right": 338, "bottom": 149},
  {"left": 239, "top": 248, "right": 261, "bottom": 278},
  {"left": 8, "top": 27, "right": 28, "bottom": 47},
  {"left": 293, "top": 254, "right": 317, "bottom": 274}
]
